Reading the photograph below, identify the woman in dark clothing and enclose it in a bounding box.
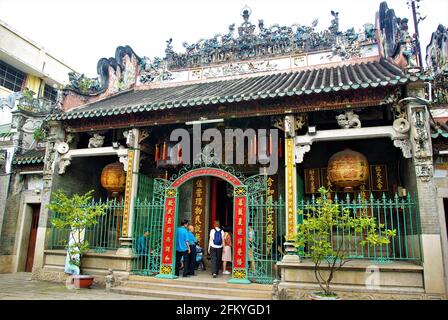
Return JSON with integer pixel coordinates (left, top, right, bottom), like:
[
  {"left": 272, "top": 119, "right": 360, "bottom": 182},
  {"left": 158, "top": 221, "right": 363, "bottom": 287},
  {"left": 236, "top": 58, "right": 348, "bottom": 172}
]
[{"left": 187, "top": 224, "right": 198, "bottom": 276}]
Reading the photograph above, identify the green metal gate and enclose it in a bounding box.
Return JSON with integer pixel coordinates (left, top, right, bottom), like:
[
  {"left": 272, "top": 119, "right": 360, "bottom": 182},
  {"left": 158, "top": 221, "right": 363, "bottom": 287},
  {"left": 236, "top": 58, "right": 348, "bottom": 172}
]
[
  {"left": 131, "top": 176, "right": 170, "bottom": 275},
  {"left": 245, "top": 174, "right": 285, "bottom": 284}
]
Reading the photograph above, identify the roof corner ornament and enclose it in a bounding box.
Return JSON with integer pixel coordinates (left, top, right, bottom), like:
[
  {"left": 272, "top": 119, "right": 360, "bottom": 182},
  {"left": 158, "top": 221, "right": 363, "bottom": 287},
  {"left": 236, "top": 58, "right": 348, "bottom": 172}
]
[
  {"left": 329, "top": 11, "right": 340, "bottom": 35},
  {"left": 241, "top": 6, "right": 251, "bottom": 22},
  {"left": 377, "top": 2, "right": 420, "bottom": 71},
  {"left": 336, "top": 110, "right": 361, "bottom": 129}
]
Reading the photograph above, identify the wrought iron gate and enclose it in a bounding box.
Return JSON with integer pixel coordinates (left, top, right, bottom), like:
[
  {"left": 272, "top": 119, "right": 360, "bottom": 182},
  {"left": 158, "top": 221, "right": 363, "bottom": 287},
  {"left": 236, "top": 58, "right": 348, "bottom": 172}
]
[
  {"left": 245, "top": 174, "right": 285, "bottom": 284},
  {"left": 131, "top": 176, "right": 170, "bottom": 275}
]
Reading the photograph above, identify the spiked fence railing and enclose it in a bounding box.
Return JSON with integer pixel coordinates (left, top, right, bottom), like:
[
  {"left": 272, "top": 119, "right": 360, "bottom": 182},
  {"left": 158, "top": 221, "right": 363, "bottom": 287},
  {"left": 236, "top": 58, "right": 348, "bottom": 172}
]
[
  {"left": 48, "top": 198, "right": 124, "bottom": 252},
  {"left": 297, "top": 192, "right": 422, "bottom": 262}
]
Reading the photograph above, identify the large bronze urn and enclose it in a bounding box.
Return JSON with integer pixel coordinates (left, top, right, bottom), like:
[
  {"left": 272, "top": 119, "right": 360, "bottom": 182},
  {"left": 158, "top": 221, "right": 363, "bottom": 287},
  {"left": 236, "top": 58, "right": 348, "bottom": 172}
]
[
  {"left": 100, "top": 161, "right": 126, "bottom": 194},
  {"left": 327, "top": 149, "right": 369, "bottom": 191}
]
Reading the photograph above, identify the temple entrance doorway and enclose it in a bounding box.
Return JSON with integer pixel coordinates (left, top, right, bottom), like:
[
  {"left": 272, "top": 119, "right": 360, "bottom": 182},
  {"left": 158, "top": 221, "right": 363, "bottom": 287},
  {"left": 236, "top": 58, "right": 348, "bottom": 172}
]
[
  {"left": 210, "top": 177, "right": 234, "bottom": 231},
  {"left": 177, "top": 176, "right": 234, "bottom": 275}
]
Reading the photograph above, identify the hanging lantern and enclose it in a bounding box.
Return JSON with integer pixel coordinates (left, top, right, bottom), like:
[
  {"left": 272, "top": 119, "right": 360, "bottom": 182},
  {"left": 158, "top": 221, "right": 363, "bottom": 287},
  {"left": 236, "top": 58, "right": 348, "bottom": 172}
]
[
  {"left": 100, "top": 161, "right": 126, "bottom": 193},
  {"left": 327, "top": 149, "right": 369, "bottom": 191}
]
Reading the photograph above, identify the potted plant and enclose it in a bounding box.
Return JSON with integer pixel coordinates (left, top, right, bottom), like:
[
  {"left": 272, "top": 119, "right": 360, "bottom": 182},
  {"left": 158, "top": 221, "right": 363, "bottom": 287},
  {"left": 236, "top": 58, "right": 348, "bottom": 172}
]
[
  {"left": 48, "top": 190, "right": 108, "bottom": 289},
  {"left": 294, "top": 187, "right": 396, "bottom": 300}
]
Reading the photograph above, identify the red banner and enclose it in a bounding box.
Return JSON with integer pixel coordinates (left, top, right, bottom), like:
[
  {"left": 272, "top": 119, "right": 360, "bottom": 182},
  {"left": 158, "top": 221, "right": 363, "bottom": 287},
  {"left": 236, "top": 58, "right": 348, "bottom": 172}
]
[
  {"left": 233, "top": 196, "right": 247, "bottom": 269},
  {"left": 161, "top": 196, "right": 176, "bottom": 265}
]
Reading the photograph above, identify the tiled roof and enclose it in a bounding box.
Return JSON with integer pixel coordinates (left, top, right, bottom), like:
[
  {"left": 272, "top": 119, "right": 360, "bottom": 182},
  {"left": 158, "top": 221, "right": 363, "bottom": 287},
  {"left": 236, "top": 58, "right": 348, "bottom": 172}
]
[
  {"left": 50, "top": 59, "right": 427, "bottom": 121},
  {"left": 13, "top": 150, "right": 45, "bottom": 165},
  {"left": 0, "top": 124, "right": 12, "bottom": 137}
]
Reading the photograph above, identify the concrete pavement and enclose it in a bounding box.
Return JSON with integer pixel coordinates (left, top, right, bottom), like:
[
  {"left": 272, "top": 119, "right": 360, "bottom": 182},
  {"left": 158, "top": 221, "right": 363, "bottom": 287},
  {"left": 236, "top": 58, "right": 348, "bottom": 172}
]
[{"left": 0, "top": 272, "right": 156, "bottom": 300}]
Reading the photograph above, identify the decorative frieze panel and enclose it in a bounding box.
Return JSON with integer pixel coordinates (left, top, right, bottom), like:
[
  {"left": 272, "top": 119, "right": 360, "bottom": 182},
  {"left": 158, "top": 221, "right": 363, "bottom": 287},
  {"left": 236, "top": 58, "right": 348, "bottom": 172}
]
[
  {"left": 415, "top": 162, "right": 434, "bottom": 182},
  {"left": 202, "top": 60, "right": 278, "bottom": 79},
  {"left": 407, "top": 101, "right": 435, "bottom": 182}
]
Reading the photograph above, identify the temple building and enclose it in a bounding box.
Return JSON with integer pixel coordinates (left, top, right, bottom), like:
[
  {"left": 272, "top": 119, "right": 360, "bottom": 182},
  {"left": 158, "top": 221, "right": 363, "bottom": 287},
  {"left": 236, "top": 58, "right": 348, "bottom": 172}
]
[{"left": 1, "top": 2, "right": 447, "bottom": 299}]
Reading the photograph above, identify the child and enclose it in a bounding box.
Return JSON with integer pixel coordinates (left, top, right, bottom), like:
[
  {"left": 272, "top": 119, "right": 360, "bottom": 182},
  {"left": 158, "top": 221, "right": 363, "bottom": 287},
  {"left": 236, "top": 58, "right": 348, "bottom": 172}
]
[
  {"left": 195, "top": 244, "right": 206, "bottom": 271},
  {"left": 222, "top": 228, "right": 232, "bottom": 275}
]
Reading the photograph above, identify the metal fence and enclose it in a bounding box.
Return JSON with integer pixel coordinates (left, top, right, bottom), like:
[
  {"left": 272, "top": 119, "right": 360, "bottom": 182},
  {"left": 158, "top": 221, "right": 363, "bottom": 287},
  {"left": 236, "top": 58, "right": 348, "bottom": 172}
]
[
  {"left": 297, "top": 193, "right": 422, "bottom": 262},
  {"left": 248, "top": 196, "right": 286, "bottom": 284},
  {"left": 48, "top": 198, "right": 124, "bottom": 252},
  {"left": 131, "top": 198, "right": 165, "bottom": 275}
]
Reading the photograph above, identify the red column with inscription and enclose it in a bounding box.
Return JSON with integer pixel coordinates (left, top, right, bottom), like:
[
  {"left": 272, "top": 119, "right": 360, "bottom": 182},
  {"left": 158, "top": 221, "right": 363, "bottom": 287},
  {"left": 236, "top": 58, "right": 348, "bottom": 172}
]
[
  {"left": 229, "top": 186, "right": 250, "bottom": 284},
  {"left": 156, "top": 188, "right": 178, "bottom": 278}
]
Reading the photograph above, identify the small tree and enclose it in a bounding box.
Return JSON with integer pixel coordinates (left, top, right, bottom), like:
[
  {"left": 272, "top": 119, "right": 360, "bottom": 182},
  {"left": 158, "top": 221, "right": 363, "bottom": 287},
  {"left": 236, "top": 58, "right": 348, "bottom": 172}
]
[
  {"left": 48, "top": 190, "right": 108, "bottom": 274},
  {"left": 294, "top": 187, "right": 396, "bottom": 297}
]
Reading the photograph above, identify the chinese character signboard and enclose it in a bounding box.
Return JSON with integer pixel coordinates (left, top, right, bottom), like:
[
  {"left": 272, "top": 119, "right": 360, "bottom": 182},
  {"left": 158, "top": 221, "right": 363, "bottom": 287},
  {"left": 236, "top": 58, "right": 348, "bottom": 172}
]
[
  {"left": 304, "top": 168, "right": 321, "bottom": 194},
  {"left": 266, "top": 175, "right": 277, "bottom": 254},
  {"left": 191, "top": 177, "right": 206, "bottom": 247},
  {"left": 285, "top": 138, "right": 296, "bottom": 237},
  {"left": 305, "top": 164, "right": 388, "bottom": 196},
  {"left": 370, "top": 165, "right": 388, "bottom": 192},
  {"left": 233, "top": 191, "right": 247, "bottom": 270},
  {"left": 161, "top": 189, "right": 177, "bottom": 270}
]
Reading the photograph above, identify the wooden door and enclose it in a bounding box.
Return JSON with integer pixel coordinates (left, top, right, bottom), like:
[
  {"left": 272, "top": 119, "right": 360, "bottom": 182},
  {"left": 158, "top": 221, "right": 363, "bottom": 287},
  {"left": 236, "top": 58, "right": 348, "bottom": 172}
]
[{"left": 25, "top": 205, "right": 40, "bottom": 272}]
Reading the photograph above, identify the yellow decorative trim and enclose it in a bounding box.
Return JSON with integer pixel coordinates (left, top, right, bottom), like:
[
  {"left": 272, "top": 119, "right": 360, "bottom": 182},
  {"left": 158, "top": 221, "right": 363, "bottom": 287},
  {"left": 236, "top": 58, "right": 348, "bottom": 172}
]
[
  {"left": 160, "top": 265, "right": 172, "bottom": 275},
  {"left": 122, "top": 149, "right": 135, "bottom": 237},
  {"left": 166, "top": 189, "right": 177, "bottom": 197},
  {"left": 232, "top": 269, "right": 247, "bottom": 279},
  {"left": 285, "top": 138, "right": 296, "bottom": 237},
  {"left": 234, "top": 186, "right": 247, "bottom": 196}
]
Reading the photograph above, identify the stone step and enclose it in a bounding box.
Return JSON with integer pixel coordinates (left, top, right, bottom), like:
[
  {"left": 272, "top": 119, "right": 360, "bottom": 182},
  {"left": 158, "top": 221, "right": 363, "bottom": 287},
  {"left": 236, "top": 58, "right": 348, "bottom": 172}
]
[
  {"left": 122, "top": 280, "right": 272, "bottom": 299},
  {"left": 128, "top": 275, "right": 273, "bottom": 291},
  {"left": 110, "top": 286, "right": 268, "bottom": 300}
]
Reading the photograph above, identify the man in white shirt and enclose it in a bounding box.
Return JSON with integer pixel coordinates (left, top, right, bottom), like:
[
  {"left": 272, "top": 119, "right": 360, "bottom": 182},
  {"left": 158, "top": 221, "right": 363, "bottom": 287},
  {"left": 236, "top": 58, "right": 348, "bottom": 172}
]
[{"left": 208, "top": 220, "right": 224, "bottom": 278}]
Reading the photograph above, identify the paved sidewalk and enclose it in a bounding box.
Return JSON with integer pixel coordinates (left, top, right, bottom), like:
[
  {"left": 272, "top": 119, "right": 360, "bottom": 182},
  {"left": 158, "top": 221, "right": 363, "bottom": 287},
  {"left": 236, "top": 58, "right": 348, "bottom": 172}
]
[{"left": 0, "top": 272, "right": 154, "bottom": 300}]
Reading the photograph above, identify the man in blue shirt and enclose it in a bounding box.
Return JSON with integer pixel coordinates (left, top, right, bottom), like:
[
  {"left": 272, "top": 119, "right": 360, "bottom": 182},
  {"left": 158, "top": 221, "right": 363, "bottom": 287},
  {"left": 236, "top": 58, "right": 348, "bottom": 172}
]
[
  {"left": 187, "top": 224, "right": 198, "bottom": 276},
  {"left": 135, "top": 229, "right": 151, "bottom": 272},
  {"left": 136, "top": 229, "right": 150, "bottom": 255},
  {"left": 175, "top": 219, "right": 190, "bottom": 277}
]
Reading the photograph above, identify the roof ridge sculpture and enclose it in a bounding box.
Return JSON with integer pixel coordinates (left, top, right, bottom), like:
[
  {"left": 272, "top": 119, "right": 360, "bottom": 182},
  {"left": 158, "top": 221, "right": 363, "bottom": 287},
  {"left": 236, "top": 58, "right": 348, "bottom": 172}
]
[{"left": 162, "top": 6, "right": 376, "bottom": 70}]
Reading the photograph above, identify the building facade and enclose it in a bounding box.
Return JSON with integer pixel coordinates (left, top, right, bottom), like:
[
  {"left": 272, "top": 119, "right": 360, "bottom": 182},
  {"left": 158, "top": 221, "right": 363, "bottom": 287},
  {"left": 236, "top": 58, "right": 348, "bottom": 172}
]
[
  {"left": 1, "top": 2, "right": 447, "bottom": 299},
  {"left": 426, "top": 23, "right": 448, "bottom": 295},
  {"left": 0, "top": 19, "right": 76, "bottom": 273}
]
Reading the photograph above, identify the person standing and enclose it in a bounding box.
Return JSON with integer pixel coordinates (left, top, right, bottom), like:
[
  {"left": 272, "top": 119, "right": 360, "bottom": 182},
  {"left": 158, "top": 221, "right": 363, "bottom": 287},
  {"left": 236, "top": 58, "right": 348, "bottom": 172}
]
[
  {"left": 135, "top": 229, "right": 151, "bottom": 270},
  {"left": 248, "top": 223, "right": 256, "bottom": 273},
  {"left": 187, "top": 224, "right": 198, "bottom": 276},
  {"left": 208, "top": 220, "right": 224, "bottom": 278},
  {"left": 175, "top": 219, "right": 190, "bottom": 277},
  {"left": 222, "top": 227, "right": 232, "bottom": 275}
]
